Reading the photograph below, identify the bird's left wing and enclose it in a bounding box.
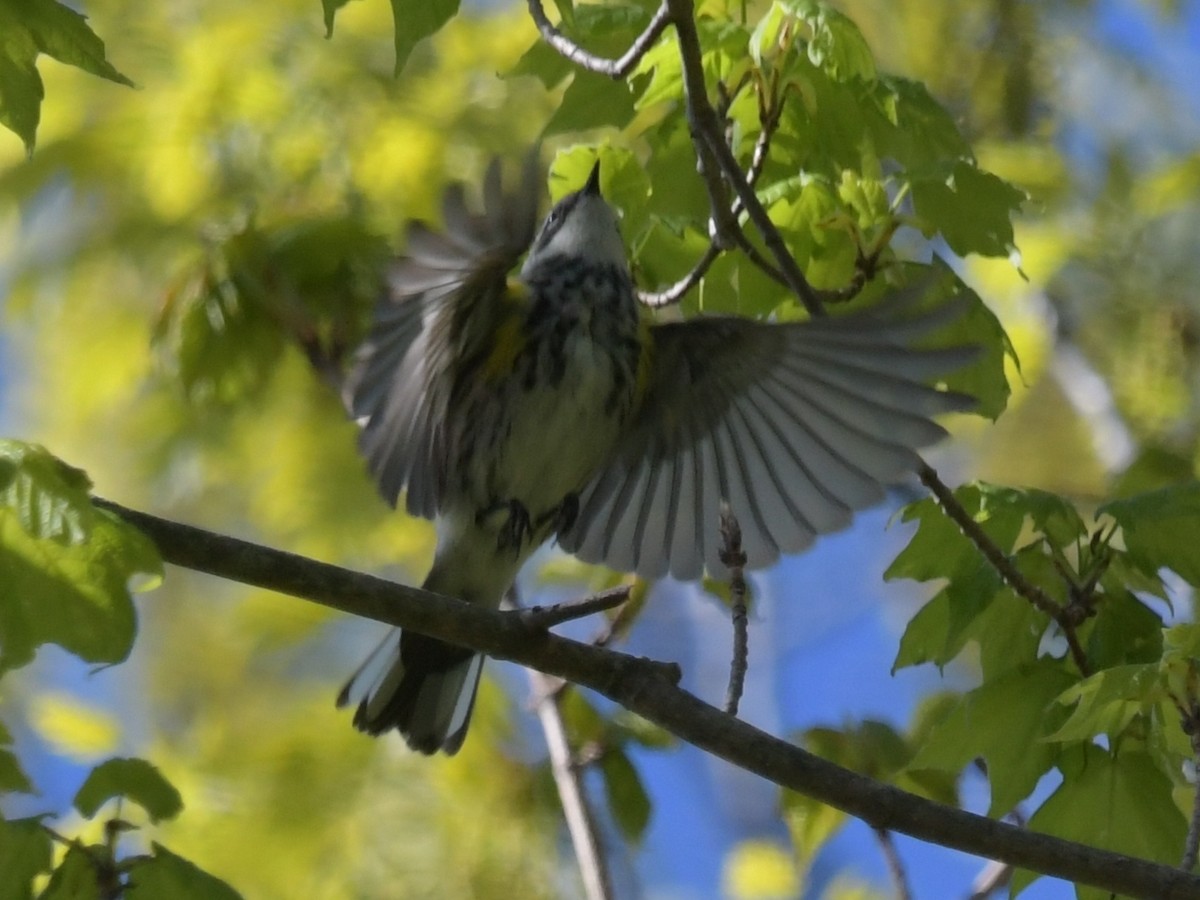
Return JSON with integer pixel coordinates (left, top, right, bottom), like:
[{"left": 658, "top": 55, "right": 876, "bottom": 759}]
[
  {"left": 343, "top": 153, "right": 541, "bottom": 517},
  {"left": 558, "top": 286, "right": 978, "bottom": 580}
]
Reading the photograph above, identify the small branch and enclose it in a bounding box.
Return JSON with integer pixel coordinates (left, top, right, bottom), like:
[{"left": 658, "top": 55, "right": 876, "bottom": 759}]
[
  {"left": 967, "top": 859, "right": 1012, "bottom": 899},
  {"left": 718, "top": 502, "right": 749, "bottom": 716},
  {"left": 638, "top": 244, "right": 721, "bottom": 308},
  {"left": 917, "top": 464, "right": 1093, "bottom": 677},
  {"left": 873, "top": 827, "right": 913, "bottom": 900},
  {"left": 1182, "top": 717, "right": 1200, "bottom": 871},
  {"left": 506, "top": 584, "right": 615, "bottom": 900},
  {"left": 520, "top": 586, "right": 632, "bottom": 629},
  {"left": 92, "top": 497, "right": 1200, "bottom": 899},
  {"left": 527, "top": 0, "right": 672, "bottom": 79},
  {"left": 532, "top": 666, "right": 615, "bottom": 900},
  {"left": 665, "top": 0, "right": 823, "bottom": 316}
]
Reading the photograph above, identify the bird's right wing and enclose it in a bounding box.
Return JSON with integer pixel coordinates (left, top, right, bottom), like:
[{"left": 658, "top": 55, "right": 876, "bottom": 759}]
[
  {"left": 343, "top": 154, "right": 541, "bottom": 518},
  {"left": 559, "top": 282, "right": 979, "bottom": 580}
]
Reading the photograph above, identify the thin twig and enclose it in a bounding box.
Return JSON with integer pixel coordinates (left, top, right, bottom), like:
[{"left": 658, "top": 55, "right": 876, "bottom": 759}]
[
  {"left": 519, "top": 586, "right": 632, "bottom": 629},
  {"left": 718, "top": 502, "right": 749, "bottom": 716},
  {"left": 532, "top": 666, "right": 614, "bottom": 900},
  {"left": 665, "top": 0, "right": 823, "bottom": 316},
  {"left": 90, "top": 497, "right": 1200, "bottom": 899},
  {"left": 967, "top": 859, "right": 1012, "bottom": 899},
  {"left": 507, "top": 587, "right": 615, "bottom": 900},
  {"left": 873, "top": 827, "right": 913, "bottom": 900},
  {"left": 917, "top": 463, "right": 1093, "bottom": 677},
  {"left": 638, "top": 244, "right": 721, "bottom": 308},
  {"left": 526, "top": 0, "right": 672, "bottom": 79},
  {"left": 1182, "top": 722, "right": 1200, "bottom": 871}
]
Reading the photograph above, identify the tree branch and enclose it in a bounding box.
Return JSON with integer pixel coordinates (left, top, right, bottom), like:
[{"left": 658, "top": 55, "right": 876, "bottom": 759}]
[
  {"left": 665, "top": 0, "right": 824, "bottom": 316},
  {"left": 526, "top": 0, "right": 671, "bottom": 79},
  {"left": 917, "top": 464, "right": 1093, "bottom": 677},
  {"left": 93, "top": 497, "right": 1200, "bottom": 900},
  {"left": 718, "top": 502, "right": 749, "bottom": 716}
]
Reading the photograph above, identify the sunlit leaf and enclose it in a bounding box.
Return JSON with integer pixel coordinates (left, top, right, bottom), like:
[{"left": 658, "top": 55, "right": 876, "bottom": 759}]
[
  {"left": 1047, "top": 664, "right": 1161, "bottom": 743},
  {"left": 390, "top": 0, "right": 459, "bottom": 76},
  {"left": 0, "top": 0, "right": 132, "bottom": 152},
  {"left": 1012, "top": 745, "right": 1185, "bottom": 898},
  {"left": 910, "top": 161, "right": 1026, "bottom": 258},
  {"left": 0, "top": 441, "right": 161, "bottom": 673},
  {"left": 908, "top": 660, "right": 1075, "bottom": 816},
  {"left": 1102, "top": 482, "right": 1200, "bottom": 587}
]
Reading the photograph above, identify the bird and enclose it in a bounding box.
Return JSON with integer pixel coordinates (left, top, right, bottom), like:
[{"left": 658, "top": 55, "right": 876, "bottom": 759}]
[{"left": 337, "top": 151, "right": 977, "bottom": 754}]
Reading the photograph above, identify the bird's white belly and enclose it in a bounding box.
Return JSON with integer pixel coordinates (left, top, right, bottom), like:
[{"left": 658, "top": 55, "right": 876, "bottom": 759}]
[{"left": 497, "top": 339, "right": 625, "bottom": 518}]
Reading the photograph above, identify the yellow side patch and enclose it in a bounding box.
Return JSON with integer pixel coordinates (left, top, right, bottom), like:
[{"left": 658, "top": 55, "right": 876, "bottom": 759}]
[{"left": 482, "top": 279, "right": 529, "bottom": 380}]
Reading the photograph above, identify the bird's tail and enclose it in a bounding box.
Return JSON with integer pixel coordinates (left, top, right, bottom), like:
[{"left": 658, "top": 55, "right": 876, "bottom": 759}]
[{"left": 338, "top": 519, "right": 521, "bottom": 755}]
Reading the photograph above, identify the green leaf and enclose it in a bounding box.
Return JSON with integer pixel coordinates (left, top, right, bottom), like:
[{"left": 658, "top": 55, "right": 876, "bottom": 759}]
[
  {"left": 0, "top": 817, "right": 53, "bottom": 900},
  {"left": 1101, "top": 482, "right": 1200, "bottom": 587},
  {"left": 0, "top": 0, "right": 132, "bottom": 153},
  {"left": 38, "top": 844, "right": 101, "bottom": 900},
  {"left": 779, "top": 0, "right": 876, "bottom": 82},
  {"left": 1047, "top": 664, "right": 1161, "bottom": 743},
  {"left": 600, "top": 748, "right": 651, "bottom": 843},
  {"left": 1012, "top": 745, "right": 1186, "bottom": 898},
  {"left": 0, "top": 441, "right": 161, "bottom": 673},
  {"left": 910, "top": 160, "right": 1026, "bottom": 258},
  {"left": 557, "top": 689, "right": 607, "bottom": 746},
  {"left": 389, "top": 0, "right": 459, "bottom": 76},
  {"left": 544, "top": 71, "right": 636, "bottom": 135},
  {"left": 782, "top": 789, "right": 846, "bottom": 868},
  {"left": 609, "top": 710, "right": 676, "bottom": 749},
  {"left": 126, "top": 844, "right": 244, "bottom": 900},
  {"left": 1084, "top": 589, "right": 1163, "bottom": 669},
  {"left": 908, "top": 661, "right": 1075, "bottom": 816},
  {"left": 320, "top": 0, "right": 353, "bottom": 38},
  {"left": 74, "top": 757, "right": 183, "bottom": 824},
  {"left": 0, "top": 746, "right": 33, "bottom": 794}
]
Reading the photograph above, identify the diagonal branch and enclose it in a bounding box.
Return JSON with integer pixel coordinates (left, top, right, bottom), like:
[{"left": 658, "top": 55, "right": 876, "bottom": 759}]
[
  {"left": 664, "top": 0, "right": 824, "bottom": 316},
  {"left": 527, "top": 0, "right": 672, "bottom": 79},
  {"left": 92, "top": 496, "right": 1200, "bottom": 900}
]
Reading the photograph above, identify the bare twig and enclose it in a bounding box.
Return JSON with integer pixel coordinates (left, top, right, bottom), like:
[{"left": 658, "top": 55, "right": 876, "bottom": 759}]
[
  {"left": 531, "top": 665, "right": 614, "bottom": 900},
  {"left": 718, "top": 502, "right": 749, "bottom": 716},
  {"left": 91, "top": 497, "right": 1200, "bottom": 899},
  {"left": 638, "top": 243, "right": 721, "bottom": 308},
  {"left": 1182, "top": 720, "right": 1200, "bottom": 871},
  {"left": 505, "top": 585, "right": 615, "bottom": 900},
  {"left": 968, "top": 859, "right": 1012, "bottom": 899},
  {"left": 519, "top": 586, "right": 632, "bottom": 629},
  {"left": 917, "top": 463, "right": 1093, "bottom": 677},
  {"left": 526, "top": 0, "right": 672, "bottom": 79},
  {"left": 873, "top": 827, "right": 913, "bottom": 900},
  {"left": 665, "top": 0, "right": 824, "bottom": 316}
]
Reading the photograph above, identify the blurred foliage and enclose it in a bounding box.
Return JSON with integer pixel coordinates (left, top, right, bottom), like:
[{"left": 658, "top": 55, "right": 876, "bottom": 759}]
[{"left": 1, "top": 0, "right": 1199, "bottom": 897}]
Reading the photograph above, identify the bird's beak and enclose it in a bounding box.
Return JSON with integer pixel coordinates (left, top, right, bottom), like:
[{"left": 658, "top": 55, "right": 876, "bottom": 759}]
[{"left": 583, "top": 160, "right": 602, "bottom": 196}]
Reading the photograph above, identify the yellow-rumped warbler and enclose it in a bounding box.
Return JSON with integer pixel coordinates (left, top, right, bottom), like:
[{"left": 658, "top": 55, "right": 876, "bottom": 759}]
[{"left": 338, "top": 154, "right": 975, "bottom": 754}]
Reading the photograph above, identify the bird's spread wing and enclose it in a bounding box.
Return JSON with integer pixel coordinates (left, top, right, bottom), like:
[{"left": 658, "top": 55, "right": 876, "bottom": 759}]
[
  {"left": 558, "top": 287, "right": 978, "bottom": 580},
  {"left": 343, "top": 153, "right": 541, "bottom": 517}
]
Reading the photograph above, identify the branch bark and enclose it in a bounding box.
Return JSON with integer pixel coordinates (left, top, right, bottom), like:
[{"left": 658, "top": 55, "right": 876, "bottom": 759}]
[{"left": 93, "top": 497, "right": 1200, "bottom": 900}]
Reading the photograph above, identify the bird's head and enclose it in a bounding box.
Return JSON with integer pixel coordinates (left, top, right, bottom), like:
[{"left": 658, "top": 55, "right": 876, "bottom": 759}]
[{"left": 522, "top": 161, "right": 627, "bottom": 275}]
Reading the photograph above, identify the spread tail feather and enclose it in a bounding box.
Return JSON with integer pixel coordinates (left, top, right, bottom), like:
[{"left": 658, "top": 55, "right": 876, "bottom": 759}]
[
  {"left": 338, "top": 629, "right": 484, "bottom": 755},
  {"left": 338, "top": 530, "right": 519, "bottom": 754}
]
